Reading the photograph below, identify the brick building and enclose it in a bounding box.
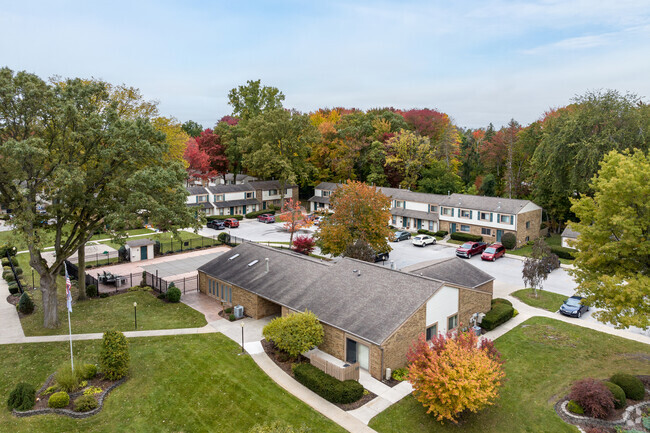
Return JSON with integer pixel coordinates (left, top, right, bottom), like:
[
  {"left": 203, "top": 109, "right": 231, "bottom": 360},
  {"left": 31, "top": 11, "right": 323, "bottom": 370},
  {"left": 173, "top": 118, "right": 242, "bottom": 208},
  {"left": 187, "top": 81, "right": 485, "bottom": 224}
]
[{"left": 197, "top": 243, "right": 494, "bottom": 381}]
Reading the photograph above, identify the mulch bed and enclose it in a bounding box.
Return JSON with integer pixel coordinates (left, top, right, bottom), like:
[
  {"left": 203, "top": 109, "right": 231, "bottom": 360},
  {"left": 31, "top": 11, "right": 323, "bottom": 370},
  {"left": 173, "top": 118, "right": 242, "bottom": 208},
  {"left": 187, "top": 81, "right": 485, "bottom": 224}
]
[
  {"left": 6, "top": 292, "right": 37, "bottom": 319},
  {"left": 32, "top": 373, "right": 118, "bottom": 412},
  {"left": 261, "top": 339, "right": 377, "bottom": 410}
]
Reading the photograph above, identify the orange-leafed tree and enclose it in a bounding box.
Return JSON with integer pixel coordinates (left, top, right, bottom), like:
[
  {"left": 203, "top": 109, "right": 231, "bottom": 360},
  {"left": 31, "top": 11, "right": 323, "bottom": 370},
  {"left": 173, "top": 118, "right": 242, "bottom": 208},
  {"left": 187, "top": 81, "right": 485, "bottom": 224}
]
[
  {"left": 315, "top": 180, "right": 392, "bottom": 261},
  {"left": 276, "top": 199, "right": 312, "bottom": 246},
  {"left": 406, "top": 330, "right": 505, "bottom": 424}
]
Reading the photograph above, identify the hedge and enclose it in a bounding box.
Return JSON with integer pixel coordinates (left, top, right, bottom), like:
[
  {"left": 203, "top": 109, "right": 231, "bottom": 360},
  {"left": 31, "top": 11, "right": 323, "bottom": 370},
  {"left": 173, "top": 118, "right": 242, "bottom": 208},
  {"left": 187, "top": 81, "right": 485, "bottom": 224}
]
[
  {"left": 450, "top": 232, "right": 483, "bottom": 242},
  {"left": 550, "top": 245, "right": 576, "bottom": 260},
  {"left": 491, "top": 298, "right": 513, "bottom": 307},
  {"left": 610, "top": 373, "right": 645, "bottom": 400},
  {"left": 416, "top": 229, "right": 436, "bottom": 236},
  {"left": 435, "top": 230, "right": 448, "bottom": 237},
  {"left": 245, "top": 209, "right": 276, "bottom": 219},
  {"left": 481, "top": 302, "right": 514, "bottom": 331},
  {"left": 603, "top": 381, "right": 626, "bottom": 409},
  {"left": 292, "top": 363, "right": 364, "bottom": 404},
  {"left": 501, "top": 232, "right": 517, "bottom": 249},
  {"left": 206, "top": 215, "right": 243, "bottom": 221}
]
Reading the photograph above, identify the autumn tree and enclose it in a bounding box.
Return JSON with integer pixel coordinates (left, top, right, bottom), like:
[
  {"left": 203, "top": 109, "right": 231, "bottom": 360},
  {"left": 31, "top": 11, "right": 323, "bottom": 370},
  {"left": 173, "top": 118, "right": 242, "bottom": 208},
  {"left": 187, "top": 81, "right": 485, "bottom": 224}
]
[
  {"left": 240, "top": 109, "right": 318, "bottom": 202},
  {"left": 407, "top": 330, "right": 505, "bottom": 423},
  {"left": 522, "top": 238, "right": 558, "bottom": 297},
  {"left": 0, "top": 68, "right": 197, "bottom": 328},
  {"left": 228, "top": 79, "right": 285, "bottom": 121},
  {"left": 315, "top": 181, "right": 392, "bottom": 260},
  {"left": 292, "top": 235, "right": 315, "bottom": 255},
  {"left": 276, "top": 199, "right": 312, "bottom": 246},
  {"left": 569, "top": 150, "right": 650, "bottom": 329},
  {"left": 385, "top": 129, "right": 434, "bottom": 189},
  {"left": 153, "top": 116, "right": 190, "bottom": 165},
  {"left": 183, "top": 138, "right": 212, "bottom": 182},
  {"left": 195, "top": 128, "right": 229, "bottom": 180}
]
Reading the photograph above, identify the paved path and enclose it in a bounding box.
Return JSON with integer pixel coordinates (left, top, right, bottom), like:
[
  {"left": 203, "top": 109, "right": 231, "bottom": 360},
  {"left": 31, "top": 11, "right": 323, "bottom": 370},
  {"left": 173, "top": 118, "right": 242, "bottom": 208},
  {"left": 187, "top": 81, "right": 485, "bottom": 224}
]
[{"left": 0, "top": 277, "right": 24, "bottom": 342}]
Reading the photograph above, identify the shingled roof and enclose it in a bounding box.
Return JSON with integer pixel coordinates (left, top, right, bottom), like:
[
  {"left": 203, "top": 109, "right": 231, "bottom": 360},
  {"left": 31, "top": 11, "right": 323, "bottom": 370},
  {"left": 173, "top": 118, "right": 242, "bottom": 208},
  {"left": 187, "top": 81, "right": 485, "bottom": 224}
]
[
  {"left": 198, "top": 243, "right": 448, "bottom": 345},
  {"left": 401, "top": 257, "right": 494, "bottom": 289},
  {"left": 439, "top": 193, "right": 539, "bottom": 214}
]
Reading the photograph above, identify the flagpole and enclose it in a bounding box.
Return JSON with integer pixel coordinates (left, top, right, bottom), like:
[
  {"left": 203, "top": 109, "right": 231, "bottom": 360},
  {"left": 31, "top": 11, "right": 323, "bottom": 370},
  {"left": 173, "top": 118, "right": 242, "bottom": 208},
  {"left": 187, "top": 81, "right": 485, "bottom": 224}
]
[
  {"left": 64, "top": 262, "right": 74, "bottom": 372},
  {"left": 68, "top": 307, "right": 74, "bottom": 372}
]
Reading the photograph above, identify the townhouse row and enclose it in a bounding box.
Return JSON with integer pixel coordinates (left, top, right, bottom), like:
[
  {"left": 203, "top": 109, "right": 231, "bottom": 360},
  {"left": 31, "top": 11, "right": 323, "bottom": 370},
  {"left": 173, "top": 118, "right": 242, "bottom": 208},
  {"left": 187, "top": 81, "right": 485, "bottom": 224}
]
[{"left": 309, "top": 182, "right": 542, "bottom": 247}]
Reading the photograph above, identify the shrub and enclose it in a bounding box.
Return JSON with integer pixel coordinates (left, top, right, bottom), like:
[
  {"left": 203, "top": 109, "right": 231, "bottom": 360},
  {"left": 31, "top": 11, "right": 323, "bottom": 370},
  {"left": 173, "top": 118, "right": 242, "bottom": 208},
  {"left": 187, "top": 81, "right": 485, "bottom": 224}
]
[
  {"left": 491, "top": 298, "right": 513, "bottom": 307},
  {"left": 1, "top": 257, "right": 8, "bottom": 266},
  {"left": 3, "top": 272, "right": 15, "bottom": 282},
  {"left": 157, "top": 292, "right": 166, "bottom": 300},
  {"left": 568, "top": 378, "right": 615, "bottom": 419},
  {"left": 292, "top": 363, "right": 364, "bottom": 404},
  {"left": 224, "top": 307, "right": 233, "bottom": 314},
  {"left": 55, "top": 365, "right": 80, "bottom": 392},
  {"left": 417, "top": 229, "right": 436, "bottom": 236},
  {"left": 99, "top": 330, "right": 130, "bottom": 380},
  {"left": 86, "top": 284, "right": 98, "bottom": 298},
  {"left": 391, "top": 368, "right": 408, "bottom": 381},
  {"left": 118, "top": 245, "right": 128, "bottom": 262},
  {"left": 550, "top": 245, "right": 576, "bottom": 260},
  {"left": 73, "top": 395, "right": 98, "bottom": 412},
  {"left": 217, "top": 232, "right": 230, "bottom": 243},
  {"left": 262, "top": 310, "right": 324, "bottom": 359},
  {"left": 166, "top": 285, "right": 181, "bottom": 303},
  {"left": 501, "top": 232, "right": 517, "bottom": 249},
  {"left": 610, "top": 373, "right": 645, "bottom": 400},
  {"left": 0, "top": 243, "right": 17, "bottom": 257},
  {"left": 480, "top": 303, "right": 514, "bottom": 331},
  {"left": 99, "top": 293, "right": 109, "bottom": 298},
  {"left": 13, "top": 266, "right": 22, "bottom": 275},
  {"left": 48, "top": 391, "right": 70, "bottom": 409},
  {"left": 8, "top": 283, "right": 19, "bottom": 295},
  {"left": 7, "top": 382, "right": 35, "bottom": 411},
  {"left": 17, "top": 292, "right": 35, "bottom": 314},
  {"left": 83, "top": 386, "right": 102, "bottom": 396},
  {"left": 567, "top": 400, "right": 584, "bottom": 414},
  {"left": 78, "top": 363, "right": 98, "bottom": 380},
  {"left": 245, "top": 209, "right": 276, "bottom": 219},
  {"left": 206, "top": 214, "right": 243, "bottom": 221},
  {"left": 450, "top": 232, "right": 483, "bottom": 242},
  {"left": 293, "top": 235, "right": 316, "bottom": 255},
  {"left": 229, "top": 314, "right": 236, "bottom": 321},
  {"left": 434, "top": 230, "right": 448, "bottom": 237},
  {"left": 43, "top": 384, "right": 59, "bottom": 395},
  {"left": 603, "top": 381, "right": 626, "bottom": 409}
]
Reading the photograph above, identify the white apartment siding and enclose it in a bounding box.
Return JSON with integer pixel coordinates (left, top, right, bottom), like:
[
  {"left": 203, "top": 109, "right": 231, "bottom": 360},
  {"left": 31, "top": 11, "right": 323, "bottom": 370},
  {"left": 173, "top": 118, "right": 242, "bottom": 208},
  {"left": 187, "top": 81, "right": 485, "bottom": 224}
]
[
  {"left": 438, "top": 207, "right": 517, "bottom": 231},
  {"left": 262, "top": 188, "right": 292, "bottom": 200},
  {"left": 406, "top": 201, "right": 429, "bottom": 212},
  {"left": 426, "top": 286, "right": 459, "bottom": 334}
]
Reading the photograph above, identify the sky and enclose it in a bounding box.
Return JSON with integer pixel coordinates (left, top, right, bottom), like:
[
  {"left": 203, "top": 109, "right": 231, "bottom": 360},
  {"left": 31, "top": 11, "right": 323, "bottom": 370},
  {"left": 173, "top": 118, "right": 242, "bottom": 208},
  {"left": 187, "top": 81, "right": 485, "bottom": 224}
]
[{"left": 1, "top": 0, "right": 649, "bottom": 129}]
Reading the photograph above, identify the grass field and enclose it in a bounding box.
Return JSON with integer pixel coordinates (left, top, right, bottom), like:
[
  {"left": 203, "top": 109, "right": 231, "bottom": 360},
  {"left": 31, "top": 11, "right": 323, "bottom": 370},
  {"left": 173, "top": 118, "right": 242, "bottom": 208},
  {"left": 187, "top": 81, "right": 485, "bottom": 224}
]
[
  {"left": 507, "top": 234, "right": 573, "bottom": 264},
  {"left": 511, "top": 288, "right": 568, "bottom": 312},
  {"left": 369, "top": 317, "right": 650, "bottom": 433},
  {"left": 0, "top": 334, "right": 346, "bottom": 433}
]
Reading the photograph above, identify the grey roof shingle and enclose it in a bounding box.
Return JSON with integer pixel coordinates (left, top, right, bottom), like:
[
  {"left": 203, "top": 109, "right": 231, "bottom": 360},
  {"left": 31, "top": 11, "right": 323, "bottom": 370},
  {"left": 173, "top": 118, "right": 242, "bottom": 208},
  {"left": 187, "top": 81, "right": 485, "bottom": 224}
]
[
  {"left": 439, "top": 194, "right": 538, "bottom": 214},
  {"left": 314, "top": 182, "right": 341, "bottom": 191},
  {"left": 248, "top": 180, "right": 297, "bottom": 190},
  {"left": 401, "top": 257, "right": 494, "bottom": 289},
  {"left": 198, "top": 243, "right": 445, "bottom": 345},
  {"left": 561, "top": 225, "right": 580, "bottom": 239},
  {"left": 390, "top": 207, "right": 438, "bottom": 221},
  {"left": 126, "top": 238, "right": 156, "bottom": 247},
  {"left": 212, "top": 198, "right": 259, "bottom": 209},
  {"left": 207, "top": 184, "right": 255, "bottom": 194},
  {"left": 186, "top": 186, "right": 209, "bottom": 195},
  {"left": 378, "top": 187, "right": 447, "bottom": 204},
  {"left": 308, "top": 196, "right": 331, "bottom": 204}
]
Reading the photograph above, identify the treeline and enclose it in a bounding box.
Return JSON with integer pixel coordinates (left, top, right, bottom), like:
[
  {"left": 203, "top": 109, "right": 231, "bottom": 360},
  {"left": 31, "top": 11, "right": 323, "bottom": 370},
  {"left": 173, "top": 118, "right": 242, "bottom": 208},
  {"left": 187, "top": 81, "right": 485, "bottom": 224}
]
[{"left": 182, "top": 81, "right": 650, "bottom": 231}]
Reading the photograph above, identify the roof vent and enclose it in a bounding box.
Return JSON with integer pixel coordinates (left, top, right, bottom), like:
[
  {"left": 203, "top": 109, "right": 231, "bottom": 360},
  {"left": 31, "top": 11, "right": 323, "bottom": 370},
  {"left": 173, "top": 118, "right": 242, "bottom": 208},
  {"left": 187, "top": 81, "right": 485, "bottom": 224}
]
[
  {"left": 248, "top": 259, "right": 259, "bottom": 267},
  {"left": 228, "top": 254, "right": 240, "bottom": 261}
]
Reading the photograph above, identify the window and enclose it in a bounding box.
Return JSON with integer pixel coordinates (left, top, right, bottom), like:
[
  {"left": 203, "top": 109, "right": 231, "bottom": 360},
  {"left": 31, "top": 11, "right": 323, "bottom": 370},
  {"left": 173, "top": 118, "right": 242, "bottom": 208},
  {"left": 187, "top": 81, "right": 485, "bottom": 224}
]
[
  {"left": 246, "top": 192, "right": 253, "bottom": 199},
  {"left": 395, "top": 200, "right": 404, "bottom": 208},
  {"left": 198, "top": 195, "right": 207, "bottom": 202},
  {"left": 481, "top": 228, "right": 491, "bottom": 236},
  {"left": 525, "top": 236, "right": 530, "bottom": 242},
  {"left": 426, "top": 324, "right": 438, "bottom": 341},
  {"left": 429, "top": 221, "right": 434, "bottom": 231},
  {"left": 460, "top": 225, "right": 470, "bottom": 232},
  {"left": 392, "top": 216, "right": 397, "bottom": 226},
  {"left": 460, "top": 210, "right": 471, "bottom": 218},
  {"left": 219, "top": 208, "right": 224, "bottom": 215},
  {"left": 526, "top": 221, "right": 530, "bottom": 229},
  {"left": 269, "top": 189, "right": 278, "bottom": 195},
  {"left": 322, "top": 190, "right": 330, "bottom": 197},
  {"left": 448, "top": 314, "right": 458, "bottom": 330},
  {"left": 429, "top": 205, "right": 438, "bottom": 213},
  {"left": 500, "top": 214, "right": 512, "bottom": 224},
  {"left": 480, "top": 212, "right": 490, "bottom": 221},
  {"left": 441, "top": 207, "right": 452, "bottom": 216}
]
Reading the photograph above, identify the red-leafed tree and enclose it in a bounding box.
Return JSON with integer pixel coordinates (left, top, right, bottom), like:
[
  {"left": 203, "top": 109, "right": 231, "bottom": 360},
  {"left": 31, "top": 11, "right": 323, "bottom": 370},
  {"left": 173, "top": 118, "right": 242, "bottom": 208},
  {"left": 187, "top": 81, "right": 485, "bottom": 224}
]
[
  {"left": 195, "top": 128, "right": 229, "bottom": 181},
  {"left": 183, "top": 138, "right": 212, "bottom": 182},
  {"left": 402, "top": 108, "right": 447, "bottom": 141},
  {"left": 292, "top": 235, "right": 316, "bottom": 255},
  {"left": 276, "top": 199, "right": 313, "bottom": 246},
  {"left": 406, "top": 330, "right": 505, "bottom": 423}
]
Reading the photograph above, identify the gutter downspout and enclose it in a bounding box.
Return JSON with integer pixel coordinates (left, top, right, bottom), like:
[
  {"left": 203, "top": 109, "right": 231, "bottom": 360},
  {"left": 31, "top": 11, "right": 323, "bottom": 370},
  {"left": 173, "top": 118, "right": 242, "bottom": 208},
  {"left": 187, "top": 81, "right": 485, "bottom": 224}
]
[{"left": 380, "top": 346, "right": 385, "bottom": 380}]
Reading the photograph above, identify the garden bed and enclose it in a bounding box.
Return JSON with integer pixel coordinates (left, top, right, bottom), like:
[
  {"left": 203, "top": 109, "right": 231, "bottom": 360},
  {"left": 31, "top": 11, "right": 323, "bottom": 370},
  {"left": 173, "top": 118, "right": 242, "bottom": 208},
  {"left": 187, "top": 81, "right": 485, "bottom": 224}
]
[{"left": 261, "top": 339, "right": 376, "bottom": 410}]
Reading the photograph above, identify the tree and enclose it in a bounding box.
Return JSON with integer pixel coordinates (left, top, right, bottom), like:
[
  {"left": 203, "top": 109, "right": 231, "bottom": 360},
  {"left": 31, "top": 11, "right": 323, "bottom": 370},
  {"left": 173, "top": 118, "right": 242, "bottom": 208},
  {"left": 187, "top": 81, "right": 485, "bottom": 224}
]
[
  {"left": 228, "top": 79, "right": 285, "bottom": 121},
  {"left": 0, "top": 68, "right": 197, "bottom": 328},
  {"left": 152, "top": 116, "right": 190, "bottom": 165},
  {"left": 407, "top": 330, "right": 505, "bottom": 424},
  {"left": 522, "top": 238, "right": 557, "bottom": 297},
  {"left": 292, "top": 235, "right": 315, "bottom": 255},
  {"left": 276, "top": 199, "right": 312, "bottom": 246},
  {"left": 569, "top": 150, "right": 650, "bottom": 329},
  {"left": 418, "top": 160, "right": 463, "bottom": 195},
  {"left": 214, "top": 116, "right": 244, "bottom": 182},
  {"left": 385, "top": 129, "right": 434, "bottom": 189},
  {"left": 195, "top": 128, "right": 229, "bottom": 180},
  {"left": 316, "top": 181, "right": 392, "bottom": 259},
  {"left": 479, "top": 173, "right": 497, "bottom": 196},
  {"left": 181, "top": 120, "right": 203, "bottom": 137},
  {"left": 262, "top": 310, "right": 324, "bottom": 359},
  {"left": 183, "top": 138, "right": 212, "bottom": 182},
  {"left": 240, "top": 109, "right": 318, "bottom": 202}
]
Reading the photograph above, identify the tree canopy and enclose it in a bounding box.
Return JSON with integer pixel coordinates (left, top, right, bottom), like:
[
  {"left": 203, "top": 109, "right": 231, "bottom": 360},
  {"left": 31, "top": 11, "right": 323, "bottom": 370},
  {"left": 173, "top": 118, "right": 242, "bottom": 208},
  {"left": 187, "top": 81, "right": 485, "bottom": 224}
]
[{"left": 228, "top": 79, "right": 285, "bottom": 121}]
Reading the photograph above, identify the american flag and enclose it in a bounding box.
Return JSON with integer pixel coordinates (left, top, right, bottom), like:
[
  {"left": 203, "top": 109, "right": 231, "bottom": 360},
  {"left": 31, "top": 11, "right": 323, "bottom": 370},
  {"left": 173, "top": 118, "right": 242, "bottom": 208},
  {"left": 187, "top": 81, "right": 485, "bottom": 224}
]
[{"left": 64, "top": 263, "right": 72, "bottom": 313}]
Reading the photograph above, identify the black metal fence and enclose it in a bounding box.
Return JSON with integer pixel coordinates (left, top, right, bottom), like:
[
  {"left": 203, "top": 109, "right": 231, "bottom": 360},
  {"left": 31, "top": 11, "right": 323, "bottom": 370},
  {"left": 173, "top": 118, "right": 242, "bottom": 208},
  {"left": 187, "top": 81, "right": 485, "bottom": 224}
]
[
  {"left": 67, "top": 251, "right": 120, "bottom": 266},
  {"left": 144, "top": 271, "right": 198, "bottom": 295},
  {"left": 64, "top": 260, "right": 99, "bottom": 288}
]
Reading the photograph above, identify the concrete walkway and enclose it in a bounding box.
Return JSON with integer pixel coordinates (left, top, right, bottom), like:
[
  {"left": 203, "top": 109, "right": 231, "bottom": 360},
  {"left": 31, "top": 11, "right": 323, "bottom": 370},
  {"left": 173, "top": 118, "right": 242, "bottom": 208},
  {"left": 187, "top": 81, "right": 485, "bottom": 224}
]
[{"left": 0, "top": 278, "right": 24, "bottom": 341}]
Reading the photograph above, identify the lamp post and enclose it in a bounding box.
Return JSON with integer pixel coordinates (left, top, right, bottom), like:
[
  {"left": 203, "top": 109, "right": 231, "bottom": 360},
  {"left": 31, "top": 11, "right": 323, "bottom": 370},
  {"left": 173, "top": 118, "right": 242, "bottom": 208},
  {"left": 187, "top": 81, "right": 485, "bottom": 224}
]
[
  {"left": 240, "top": 322, "right": 245, "bottom": 354},
  {"left": 133, "top": 302, "right": 138, "bottom": 330}
]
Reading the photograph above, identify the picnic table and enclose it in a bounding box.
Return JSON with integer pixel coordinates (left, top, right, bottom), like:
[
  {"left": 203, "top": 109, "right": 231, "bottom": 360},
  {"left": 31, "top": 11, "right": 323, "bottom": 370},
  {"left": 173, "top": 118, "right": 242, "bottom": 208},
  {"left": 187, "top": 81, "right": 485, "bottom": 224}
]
[{"left": 98, "top": 271, "right": 127, "bottom": 287}]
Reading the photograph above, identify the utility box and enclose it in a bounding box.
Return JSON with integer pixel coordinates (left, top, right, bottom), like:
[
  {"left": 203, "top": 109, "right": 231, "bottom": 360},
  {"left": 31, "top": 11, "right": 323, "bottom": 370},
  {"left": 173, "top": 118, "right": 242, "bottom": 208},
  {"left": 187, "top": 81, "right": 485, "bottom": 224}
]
[{"left": 233, "top": 305, "right": 244, "bottom": 319}]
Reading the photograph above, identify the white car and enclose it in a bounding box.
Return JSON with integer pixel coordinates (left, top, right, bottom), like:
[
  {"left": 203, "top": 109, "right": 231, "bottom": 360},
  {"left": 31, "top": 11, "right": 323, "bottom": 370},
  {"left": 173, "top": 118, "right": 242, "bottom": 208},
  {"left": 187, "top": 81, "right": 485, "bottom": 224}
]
[{"left": 412, "top": 234, "right": 436, "bottom": 247}]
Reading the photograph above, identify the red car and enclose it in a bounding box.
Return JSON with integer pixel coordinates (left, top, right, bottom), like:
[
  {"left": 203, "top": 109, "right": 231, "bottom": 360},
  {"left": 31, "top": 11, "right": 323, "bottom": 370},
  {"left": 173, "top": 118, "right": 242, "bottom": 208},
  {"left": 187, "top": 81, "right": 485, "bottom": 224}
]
[
  {"left": 481, "top": 243, "right": 506, "bottom": 261},
  {"left": 223, "top": 218, "right": 239, "bottom": 228},
  {"left": 455, "top": 241, "right": 487, "bottom": 258},
  {"left": 257, "top": 213, "right": 275, "bottom": 223}
]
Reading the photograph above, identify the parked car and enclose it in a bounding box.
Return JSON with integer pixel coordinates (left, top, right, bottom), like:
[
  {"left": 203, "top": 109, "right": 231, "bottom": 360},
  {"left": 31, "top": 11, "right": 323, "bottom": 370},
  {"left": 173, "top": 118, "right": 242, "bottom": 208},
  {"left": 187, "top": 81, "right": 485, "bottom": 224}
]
[
  {"left": 455, "top": 241, "right": 487, "bottom": 258},
  {"left": 392, "top": 231, "right": 411, "bottom": 242},
  {"left": 481, "top": 243, "right": 506, "bottom": 261},
  {"left": 223, "top": 218, "right": 239, "bottom": 228},
  {"left": 559, "top": 295, "right": 589, "bottom": 318},
  {"left": 257, "top": 214, "right": 275, "bottom": 223},
  {"left": 374, "top": 250, "right": 390, "bottom": 262},
  {"left": 207, "top": 220, "right": 225, "bottom": 230},
  {"left": 412, "top": 235, "right": 436, "bottom": 247}
]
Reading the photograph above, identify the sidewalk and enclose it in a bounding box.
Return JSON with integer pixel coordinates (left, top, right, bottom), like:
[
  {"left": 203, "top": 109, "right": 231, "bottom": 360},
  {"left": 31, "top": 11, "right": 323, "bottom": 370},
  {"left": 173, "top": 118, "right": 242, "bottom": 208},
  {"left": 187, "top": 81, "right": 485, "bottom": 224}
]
[{"left": 0, "top": 278, "right": 25, "bottom": 342}]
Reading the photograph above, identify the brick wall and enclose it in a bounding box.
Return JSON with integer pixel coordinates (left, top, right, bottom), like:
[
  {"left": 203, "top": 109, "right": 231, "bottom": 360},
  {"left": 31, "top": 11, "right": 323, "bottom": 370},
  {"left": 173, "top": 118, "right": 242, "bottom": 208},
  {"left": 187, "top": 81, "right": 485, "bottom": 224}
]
[
  {"left": 439, "top": 221, "right": 515, "bottom": 243},
  {"left": 458, "top": 288, "right": 492, "bottom": 329},
  {"left": 516, "top": 209, "right": 542, "bottom": 246},
  {"left": 257, "top": 296, "right": 281, "bottom": 318},
  {"left": 231, "top": 285, "right": 261, "bottom": 318},
  {"left": 198, "top": 272, "right": 208, "bottom": 294},
  {"left": 381, "top": 303, "right": 427, "bottom": 376},
  {"left": 318, "top": 322, "right": 346, "bottom": 361}
]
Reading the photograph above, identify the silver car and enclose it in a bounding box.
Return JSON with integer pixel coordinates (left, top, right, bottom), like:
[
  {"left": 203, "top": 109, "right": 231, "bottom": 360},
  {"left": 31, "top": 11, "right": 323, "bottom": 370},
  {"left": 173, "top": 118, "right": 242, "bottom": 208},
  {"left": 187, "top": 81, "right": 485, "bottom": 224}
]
[{"left": 412, "top": 235, "right": 436, "bottom": 247}]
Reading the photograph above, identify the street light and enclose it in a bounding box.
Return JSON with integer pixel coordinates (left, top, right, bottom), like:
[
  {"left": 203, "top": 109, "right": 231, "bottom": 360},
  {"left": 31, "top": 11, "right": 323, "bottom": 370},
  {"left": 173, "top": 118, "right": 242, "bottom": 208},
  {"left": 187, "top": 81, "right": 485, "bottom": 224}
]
[
  {"left": 133, "top": 302, "right": 138, "bottom": 330},
  {"left": 240, "top": 322, "right": 245, "bottom": 354}
]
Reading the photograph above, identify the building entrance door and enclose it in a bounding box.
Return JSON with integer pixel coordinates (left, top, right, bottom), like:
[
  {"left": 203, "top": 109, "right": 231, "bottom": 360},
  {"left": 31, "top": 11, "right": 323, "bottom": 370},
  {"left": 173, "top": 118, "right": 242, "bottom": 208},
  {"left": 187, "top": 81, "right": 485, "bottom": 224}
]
[
  {"left": 497, "top": 230, "right": 503, "bottom": 242},
  {"left": 451, "top": 223, "right": 457, "bottom": 233}
]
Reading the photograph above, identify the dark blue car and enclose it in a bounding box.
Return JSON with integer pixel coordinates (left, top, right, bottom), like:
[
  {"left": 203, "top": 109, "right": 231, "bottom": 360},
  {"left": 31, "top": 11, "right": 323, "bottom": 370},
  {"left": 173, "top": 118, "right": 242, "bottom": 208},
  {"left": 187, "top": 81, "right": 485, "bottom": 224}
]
[{"left": 559, "top": 295, "right": 589, "bottom": 318}]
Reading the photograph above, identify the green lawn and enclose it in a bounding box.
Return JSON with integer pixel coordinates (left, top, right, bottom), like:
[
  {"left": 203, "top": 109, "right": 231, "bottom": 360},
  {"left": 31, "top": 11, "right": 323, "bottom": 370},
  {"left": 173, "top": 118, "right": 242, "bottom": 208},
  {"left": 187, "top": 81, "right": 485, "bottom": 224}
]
[
  {"left": 446, "top": 239, "right": 465, "bottom": 245},
  {"left": 97, "top": 230, "right": 221, "bottom": 253},
  {"left": 511, "top": 288, "right": 568, "bottom": 312},
  {"left": 0, "top": 334, "right": 346, "bottom": 433},
  {"left": 507, "top": 234, "right": 573, "bottom": 264},
  {"left": 369, "top": 317, "right": 650, "bottom": 433}
]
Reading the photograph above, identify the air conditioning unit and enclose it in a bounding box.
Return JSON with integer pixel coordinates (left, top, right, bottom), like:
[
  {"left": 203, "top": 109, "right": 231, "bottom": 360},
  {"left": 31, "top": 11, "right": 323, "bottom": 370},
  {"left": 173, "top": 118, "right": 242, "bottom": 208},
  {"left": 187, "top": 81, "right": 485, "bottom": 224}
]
[
  {"left": 233, "top": 305, "right": 244, "bottom": 319},
  {"left": 477, "top": 313, "right": 486, "bottom": 324}
]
